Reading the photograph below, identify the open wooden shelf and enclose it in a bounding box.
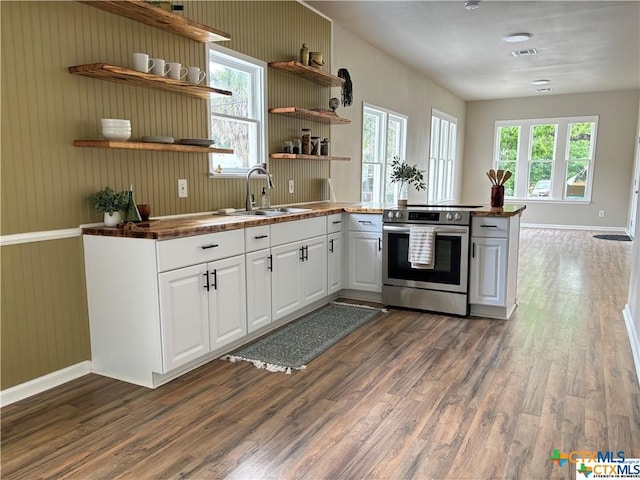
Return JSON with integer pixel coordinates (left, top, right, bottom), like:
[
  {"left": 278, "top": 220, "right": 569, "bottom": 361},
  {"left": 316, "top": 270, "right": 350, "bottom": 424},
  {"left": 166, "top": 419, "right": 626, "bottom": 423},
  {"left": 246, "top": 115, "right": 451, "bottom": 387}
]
[
  {"left": 269, "top": 107, "right": 351, "bottom": 125},
  {"left": 78, "top": 0, "right": 230, "bottom": 43},
  {"left": 74, "top": 140, "right": 234, "bottom": 154},
  {"left": 69, "top": 64, "right": 232, "bottom": 99},
  {"left": 268, "top": 61, "right": 344, "bottom": 87},
  {"left": 270, "top": 153, "right": 350, "bottom": 161}
]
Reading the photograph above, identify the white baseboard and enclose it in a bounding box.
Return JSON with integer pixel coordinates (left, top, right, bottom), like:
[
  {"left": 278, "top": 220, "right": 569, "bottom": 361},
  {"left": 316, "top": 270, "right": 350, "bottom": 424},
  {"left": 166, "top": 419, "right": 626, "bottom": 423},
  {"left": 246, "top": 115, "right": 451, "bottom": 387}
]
[
  {"left": 521, "top": 223, "right": 627, "bottom": 232},
  {"left": 0, "top": 361, "right": 92, "bottom": 408},
  {"left": 623, "top": 304, "right": 640, "bottom": 387}
]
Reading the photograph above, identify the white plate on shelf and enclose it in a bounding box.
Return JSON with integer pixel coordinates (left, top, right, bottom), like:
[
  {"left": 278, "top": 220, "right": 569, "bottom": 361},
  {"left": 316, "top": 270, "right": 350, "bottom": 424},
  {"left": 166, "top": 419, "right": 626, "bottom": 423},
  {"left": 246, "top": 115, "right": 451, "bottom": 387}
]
[
  {"left": 141, "top": 136, "right": 174, "bottom": 144},
  {"left": 177, "top": 138, "right": 215, "bottom": 147}
]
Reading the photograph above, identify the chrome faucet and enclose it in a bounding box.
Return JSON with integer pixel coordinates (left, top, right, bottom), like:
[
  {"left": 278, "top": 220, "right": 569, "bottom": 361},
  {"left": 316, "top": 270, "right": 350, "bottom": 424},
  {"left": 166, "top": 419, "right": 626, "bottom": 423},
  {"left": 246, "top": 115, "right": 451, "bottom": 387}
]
[{"left": 245, "top": 164, "right": 274, "bottom": 212}]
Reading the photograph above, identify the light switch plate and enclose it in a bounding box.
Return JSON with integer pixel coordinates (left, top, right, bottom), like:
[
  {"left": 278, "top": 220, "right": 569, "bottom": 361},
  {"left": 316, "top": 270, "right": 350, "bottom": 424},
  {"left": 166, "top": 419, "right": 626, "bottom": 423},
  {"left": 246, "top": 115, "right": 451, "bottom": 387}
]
[{"left": 288, "top": 179, "right": 295, "bottom": 194}]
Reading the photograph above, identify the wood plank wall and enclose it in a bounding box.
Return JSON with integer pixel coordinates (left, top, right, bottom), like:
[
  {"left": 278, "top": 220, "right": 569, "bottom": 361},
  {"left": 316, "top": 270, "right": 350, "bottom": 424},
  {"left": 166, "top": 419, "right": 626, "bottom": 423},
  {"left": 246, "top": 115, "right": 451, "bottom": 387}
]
[{"left": 0, "top": 1, "right": 334, "bottom": 389}]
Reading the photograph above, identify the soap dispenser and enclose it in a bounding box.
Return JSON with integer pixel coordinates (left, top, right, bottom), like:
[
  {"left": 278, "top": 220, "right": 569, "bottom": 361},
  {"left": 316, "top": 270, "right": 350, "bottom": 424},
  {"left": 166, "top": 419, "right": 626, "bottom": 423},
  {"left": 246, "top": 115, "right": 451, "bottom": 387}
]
[
  {"left": 261, "top": 187, "right": 270, "bottom": 208},
  {"left": 123, "top": 185, "right": 142, "bottom": 222}
]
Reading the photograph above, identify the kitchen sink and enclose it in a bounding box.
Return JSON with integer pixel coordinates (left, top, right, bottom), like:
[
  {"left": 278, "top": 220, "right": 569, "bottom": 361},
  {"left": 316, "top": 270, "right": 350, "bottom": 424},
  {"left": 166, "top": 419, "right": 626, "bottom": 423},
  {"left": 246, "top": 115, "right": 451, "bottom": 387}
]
[{"left": 226, "top": 207, "right": 312, "bottom": 217}]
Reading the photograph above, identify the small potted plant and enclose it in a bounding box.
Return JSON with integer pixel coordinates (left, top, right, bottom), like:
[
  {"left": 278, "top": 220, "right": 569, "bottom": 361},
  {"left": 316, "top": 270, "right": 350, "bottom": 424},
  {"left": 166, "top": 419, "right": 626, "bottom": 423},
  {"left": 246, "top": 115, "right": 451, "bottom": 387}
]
[
  {"left": 390, "top": 156, "right": 426, "bottom": 206},
  {"left": 88, "top": 186, "right": 129, "bottom": 227}
]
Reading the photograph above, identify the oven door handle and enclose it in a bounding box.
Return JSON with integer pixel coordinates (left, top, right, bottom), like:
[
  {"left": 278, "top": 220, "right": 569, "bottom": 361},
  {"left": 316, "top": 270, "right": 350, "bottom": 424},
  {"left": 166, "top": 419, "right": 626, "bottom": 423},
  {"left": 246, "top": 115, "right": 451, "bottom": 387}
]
[{"left": 383, "top": 225, "right": 468, "bottom": 235}]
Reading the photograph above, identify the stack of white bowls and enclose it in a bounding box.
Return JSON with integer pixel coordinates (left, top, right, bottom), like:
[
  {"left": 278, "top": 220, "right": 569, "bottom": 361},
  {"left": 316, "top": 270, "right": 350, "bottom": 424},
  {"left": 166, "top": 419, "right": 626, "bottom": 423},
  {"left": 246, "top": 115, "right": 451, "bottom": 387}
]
[{"left": 101, "top": 119, "right": 131, "bottom": 141}]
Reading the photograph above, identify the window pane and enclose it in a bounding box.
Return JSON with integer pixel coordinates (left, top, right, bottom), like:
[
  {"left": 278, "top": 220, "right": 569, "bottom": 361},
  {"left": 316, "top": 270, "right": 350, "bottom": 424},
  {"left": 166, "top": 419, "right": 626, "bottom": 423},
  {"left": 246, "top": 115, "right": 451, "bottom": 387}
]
[
  {"left": 565, "top": 161, "right": 589, "bottom": 199},
  {"left": 568, "top": 122, "right": 594, "bottom": 160},
  {"left": 497, "top": 160, "right": 516, "bottom": 197},
  {"left": 528, "top": 163, "right": 553, "bottom": 197},
  {"left": 209, "top": 64, "right": 251, "bottom": 117},
  {"left": 530, "top": 124, "right": 557, "bottom": 161},
  {"left": 362, "top": 112, "right": 380, "bottom": 164},
  {"left": 498, "top": 126, "right": 519, "bottom": 162},
  {"left": 361, "top": 163, "right": 381, "bottom": 203},
  {"left": 210, "top": 117, "right": 256, "bottom": 169}
]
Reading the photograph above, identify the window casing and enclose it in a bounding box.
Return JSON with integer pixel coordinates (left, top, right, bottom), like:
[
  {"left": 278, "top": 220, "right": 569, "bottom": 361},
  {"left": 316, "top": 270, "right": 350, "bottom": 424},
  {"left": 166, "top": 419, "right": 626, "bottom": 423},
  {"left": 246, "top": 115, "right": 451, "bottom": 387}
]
[
  {"left": 361, "top": 103, "right": 407, "bottom": 203},
  {"left": 494, "top": 116, "right": 598, "bottom": 202},
  {"left": 206, "top": 43, "right": 267, "bottom": 176},
  {"left": 429, "top": 109, "right": 458, "bottom": 203}
]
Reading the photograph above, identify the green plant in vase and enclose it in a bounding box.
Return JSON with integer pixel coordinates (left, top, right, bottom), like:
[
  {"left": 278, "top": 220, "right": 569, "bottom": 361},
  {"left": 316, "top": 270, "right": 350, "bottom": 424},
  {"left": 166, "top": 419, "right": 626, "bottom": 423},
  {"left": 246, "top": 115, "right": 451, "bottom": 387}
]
[
  {"left": 390, "top": 156, "right": 426, "bottom": 205},
  {"left": 88, "top": 186, "right": 129, "bottom": 227}
]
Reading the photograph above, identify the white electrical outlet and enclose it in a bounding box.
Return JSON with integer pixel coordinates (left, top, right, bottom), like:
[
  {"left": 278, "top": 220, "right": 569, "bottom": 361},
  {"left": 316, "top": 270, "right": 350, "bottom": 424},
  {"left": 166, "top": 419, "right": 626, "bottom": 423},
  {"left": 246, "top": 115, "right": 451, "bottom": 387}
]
[
  {"left": 288, "top": 179, "right": 295, "bottom": 194},
  {"left": 178, "top": 179, "right": 188, "bottom": 198},
  {"left": 598, "top": 210, "right": 605, "bottom": 218}
]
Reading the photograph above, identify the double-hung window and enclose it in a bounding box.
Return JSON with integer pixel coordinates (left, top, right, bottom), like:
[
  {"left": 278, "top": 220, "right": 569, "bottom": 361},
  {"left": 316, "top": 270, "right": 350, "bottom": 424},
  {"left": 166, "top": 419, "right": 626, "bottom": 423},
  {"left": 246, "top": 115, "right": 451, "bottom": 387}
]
[
  {"left": 207, "top": 43, "right": 266, "bottom": 175},
  {"left": 494, "top": 116, "right": 598, "bottom": 202},
  {"left": 361, "top": 103, "right": 407, "bottom": 203},
  {"left": 429, "top": 109, "right": 457, "bottom": 203}
]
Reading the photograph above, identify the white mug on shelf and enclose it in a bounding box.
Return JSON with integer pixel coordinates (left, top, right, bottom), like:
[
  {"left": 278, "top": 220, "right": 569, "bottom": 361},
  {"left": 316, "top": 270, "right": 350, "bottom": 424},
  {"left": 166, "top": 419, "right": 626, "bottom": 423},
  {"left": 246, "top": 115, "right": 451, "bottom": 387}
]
[
  {"left": 132, "top": 52, "right": 155, "bottom": 73},
  {"left": 186, "top": 66, "right": 206, "bottom": 84},
  {"left": 150, "top": 58, "right": 171, "bottom": 77},
  {"left": 167, "top": 62, "right": 188, "bottom": 80}
]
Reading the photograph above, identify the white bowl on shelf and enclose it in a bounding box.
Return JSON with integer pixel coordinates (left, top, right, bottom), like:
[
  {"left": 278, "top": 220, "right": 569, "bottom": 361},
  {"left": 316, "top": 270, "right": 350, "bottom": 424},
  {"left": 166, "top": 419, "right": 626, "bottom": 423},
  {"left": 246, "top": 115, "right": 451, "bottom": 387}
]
[
  {"left": 101, "top": 118, "right": 130, "bottom": 127},
  {"left": 102, "top": 129, "right": 131, "bottom": 141}
]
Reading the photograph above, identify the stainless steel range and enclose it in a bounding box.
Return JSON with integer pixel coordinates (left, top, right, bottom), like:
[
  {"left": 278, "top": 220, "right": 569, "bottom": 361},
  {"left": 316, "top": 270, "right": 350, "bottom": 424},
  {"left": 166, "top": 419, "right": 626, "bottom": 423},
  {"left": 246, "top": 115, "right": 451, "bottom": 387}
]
[{"left": 382, "top": 205, "right": 472, "bottom": 316}]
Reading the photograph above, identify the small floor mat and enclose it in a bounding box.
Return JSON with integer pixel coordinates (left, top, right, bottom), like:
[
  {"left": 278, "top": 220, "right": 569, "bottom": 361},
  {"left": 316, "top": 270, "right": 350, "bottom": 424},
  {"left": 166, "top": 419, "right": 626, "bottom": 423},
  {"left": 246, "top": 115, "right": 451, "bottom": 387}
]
[{"left": 593, "top": 234, "right": 632, "bottom": 241}]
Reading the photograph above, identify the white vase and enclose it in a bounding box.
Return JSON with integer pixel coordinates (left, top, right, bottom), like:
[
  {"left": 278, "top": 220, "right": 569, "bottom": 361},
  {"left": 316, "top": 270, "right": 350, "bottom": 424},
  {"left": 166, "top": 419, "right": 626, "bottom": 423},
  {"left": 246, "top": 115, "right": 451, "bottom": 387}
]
[
  {"left": 397, "top": 181, "right": 408, "bottom": 207},
  {"left": 103, "top": 211, "right": 122, "bottom": 227}
]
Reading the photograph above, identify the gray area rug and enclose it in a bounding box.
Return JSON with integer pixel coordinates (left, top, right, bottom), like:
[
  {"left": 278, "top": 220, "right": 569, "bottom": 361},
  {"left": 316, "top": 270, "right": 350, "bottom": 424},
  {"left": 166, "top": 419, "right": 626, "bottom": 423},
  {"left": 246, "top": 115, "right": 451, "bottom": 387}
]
[
  {"left": 221, "top": 302, "right": 382, "bottom": 374},
  {"left": 593, "top": 234, "right": 632, "bottom": 241}
]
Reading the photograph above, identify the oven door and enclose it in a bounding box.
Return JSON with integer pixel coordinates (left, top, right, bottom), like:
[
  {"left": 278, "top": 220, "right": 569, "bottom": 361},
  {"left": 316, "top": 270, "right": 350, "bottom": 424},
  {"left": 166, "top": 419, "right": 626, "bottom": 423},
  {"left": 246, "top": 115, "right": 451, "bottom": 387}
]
[{"left": 382, "top": 224, "right": 469, "bottom": 294}]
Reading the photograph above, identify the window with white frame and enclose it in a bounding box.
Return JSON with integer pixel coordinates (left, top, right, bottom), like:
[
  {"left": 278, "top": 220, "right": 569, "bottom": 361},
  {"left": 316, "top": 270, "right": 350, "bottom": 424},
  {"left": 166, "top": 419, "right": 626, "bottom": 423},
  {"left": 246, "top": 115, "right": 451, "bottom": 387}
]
[
  {"left": 494, "top": 116, "right": 598, "bottom": 201},
  {"left": 428, "top": 109, "right": 457, "bottom": 203},
  {"left": 361, "top": 103, "right": 407, "bottom": 203},
  {"left": 207, "top": 43, "right": 266, "bottom": 175}
]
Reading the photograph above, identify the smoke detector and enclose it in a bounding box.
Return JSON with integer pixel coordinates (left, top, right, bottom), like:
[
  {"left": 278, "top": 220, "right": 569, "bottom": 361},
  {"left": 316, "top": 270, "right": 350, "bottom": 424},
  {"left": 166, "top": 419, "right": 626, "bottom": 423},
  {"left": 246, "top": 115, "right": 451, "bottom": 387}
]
[{"left": 465, "top": 1, "right": 480, "bottom": 10}]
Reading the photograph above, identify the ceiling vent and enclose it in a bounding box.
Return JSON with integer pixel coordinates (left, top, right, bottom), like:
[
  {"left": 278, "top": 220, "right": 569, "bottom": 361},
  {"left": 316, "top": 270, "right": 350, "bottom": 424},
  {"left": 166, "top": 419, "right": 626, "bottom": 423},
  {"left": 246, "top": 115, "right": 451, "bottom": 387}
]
[{"left": 511, "top": 48, "right": 538, "bottom": 57}]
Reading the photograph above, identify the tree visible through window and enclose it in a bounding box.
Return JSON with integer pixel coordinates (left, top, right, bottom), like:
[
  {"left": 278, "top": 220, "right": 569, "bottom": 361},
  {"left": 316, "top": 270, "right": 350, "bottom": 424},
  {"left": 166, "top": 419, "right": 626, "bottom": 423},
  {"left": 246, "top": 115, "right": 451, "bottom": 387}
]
[
  {"left": 207, "top": 44, "right": 266, "bottom": 175},
  {"left": 494, "top": 116, "right": 598, "bottom": 201}
]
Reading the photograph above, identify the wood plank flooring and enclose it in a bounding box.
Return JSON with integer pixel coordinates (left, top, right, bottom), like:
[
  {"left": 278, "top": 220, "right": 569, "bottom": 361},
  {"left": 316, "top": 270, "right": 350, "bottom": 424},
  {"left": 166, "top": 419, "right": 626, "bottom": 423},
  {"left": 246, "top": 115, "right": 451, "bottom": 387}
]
[{"left": 2, "top": 228, "right": 638, "bottom": 479}]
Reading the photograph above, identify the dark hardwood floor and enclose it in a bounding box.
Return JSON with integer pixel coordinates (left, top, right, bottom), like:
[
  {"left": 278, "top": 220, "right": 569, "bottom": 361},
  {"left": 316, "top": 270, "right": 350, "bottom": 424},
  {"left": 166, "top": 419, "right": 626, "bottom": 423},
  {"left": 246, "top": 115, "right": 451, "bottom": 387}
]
[{"left": 2, "top": 228, "right": 638, "bottom": 479}]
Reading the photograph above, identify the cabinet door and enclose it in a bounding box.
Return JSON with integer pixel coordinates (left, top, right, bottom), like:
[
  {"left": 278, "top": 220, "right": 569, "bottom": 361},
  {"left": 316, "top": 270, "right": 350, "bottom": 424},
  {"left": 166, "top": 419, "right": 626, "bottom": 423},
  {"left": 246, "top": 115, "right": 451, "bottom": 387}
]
[
  {"left": 271, "top": 242, "right": 304, "bottom": 320},
  {"left": 208, "top": 255, "right": 247, "bottom": 350},
  {"left": 303, "top": 235, "right": 328, "bottom": 304},
  {"left": 327, "top": 232, "right": 343, "bottom": 294},
  {"left": 246, "top": 249, "right": 272, "bottom": 333},
  {"left": 469, "top": 237, "right": 507, "bottom": 306},
  {"left": 348, "top": 232, "right": 382, "bottom": 292},
  {"left": 159, "top": 264, "right": 210, "bottom": 372}
]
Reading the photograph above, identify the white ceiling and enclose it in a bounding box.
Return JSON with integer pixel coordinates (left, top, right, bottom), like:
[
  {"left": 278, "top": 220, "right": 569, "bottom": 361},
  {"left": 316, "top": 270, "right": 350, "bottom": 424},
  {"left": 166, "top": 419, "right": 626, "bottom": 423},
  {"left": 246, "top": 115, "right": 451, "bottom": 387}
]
[{"left": 306, "top": 0, "right": 640, "bottom": 101}]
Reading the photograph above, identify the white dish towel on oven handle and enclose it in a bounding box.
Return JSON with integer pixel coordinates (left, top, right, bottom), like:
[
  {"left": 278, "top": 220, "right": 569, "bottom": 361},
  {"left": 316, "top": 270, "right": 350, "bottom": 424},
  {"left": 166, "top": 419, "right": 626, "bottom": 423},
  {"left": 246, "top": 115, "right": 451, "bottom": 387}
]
[{"left": 409, "top": 226, "right": 435, "bottom": 269}]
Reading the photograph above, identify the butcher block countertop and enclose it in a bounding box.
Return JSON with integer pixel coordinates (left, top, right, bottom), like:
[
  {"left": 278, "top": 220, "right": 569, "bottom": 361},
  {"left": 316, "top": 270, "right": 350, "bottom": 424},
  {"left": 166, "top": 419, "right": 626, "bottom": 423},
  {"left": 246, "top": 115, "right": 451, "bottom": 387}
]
[{"left": 82, "top": 202, "right": 526, "bottom": 240}]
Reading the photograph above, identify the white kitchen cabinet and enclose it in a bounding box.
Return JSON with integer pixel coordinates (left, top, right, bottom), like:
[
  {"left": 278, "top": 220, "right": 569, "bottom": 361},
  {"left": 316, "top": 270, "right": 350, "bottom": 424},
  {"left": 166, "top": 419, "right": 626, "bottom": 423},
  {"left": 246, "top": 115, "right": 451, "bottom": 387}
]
[
  {"left": 159, "top": 254, "right": 246, "bottom": 371},
  {"left": 347, "top": 214, "right": 383, "bottom": 293},
  {"left": 208, "top": 255, "right": 247, "bottom": 349},
  {"left": 328, "top": 232, "right": 343, "bottom": 294},
  {"left": 271, "top": 235, "right": 327, "bottom": 320},
  {"left": 159, "top": 264, "right": 210, "bottom": 372},
  {"left": 246, "top": 249, "right": 273, "bottom": 333},
  {"left": 469, "top": 215, "right": 521, "bottom": 319}
]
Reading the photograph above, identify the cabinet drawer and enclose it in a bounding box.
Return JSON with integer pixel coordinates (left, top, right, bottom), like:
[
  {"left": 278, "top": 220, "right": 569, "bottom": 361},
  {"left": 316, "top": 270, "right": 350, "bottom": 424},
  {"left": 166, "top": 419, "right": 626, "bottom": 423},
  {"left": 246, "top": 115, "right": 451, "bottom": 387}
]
[
  {"left": 472, "top": 217, "right": 509, "bottom": 238},
  {"left": 157, "top": 229, "right": 245, "bottom": 272},
  {"left": 348, "top": 213, "right": 382, "bottom": 232},
  {"left": 271, "top": 216, "right": 326, "bottom": 246},
  {"left": 327, "top": 213, "right": 344, "bottom": 234},
  {"left": 245, "top": 225, "right": 271, "bottom": 252}
]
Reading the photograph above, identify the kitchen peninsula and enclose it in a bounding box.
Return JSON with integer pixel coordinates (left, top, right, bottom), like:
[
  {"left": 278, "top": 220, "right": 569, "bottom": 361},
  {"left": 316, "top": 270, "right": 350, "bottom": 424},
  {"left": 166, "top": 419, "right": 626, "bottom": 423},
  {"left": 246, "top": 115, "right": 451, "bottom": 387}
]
[{"left": 82, "top": 203, "right": 525, "bottom": 388}]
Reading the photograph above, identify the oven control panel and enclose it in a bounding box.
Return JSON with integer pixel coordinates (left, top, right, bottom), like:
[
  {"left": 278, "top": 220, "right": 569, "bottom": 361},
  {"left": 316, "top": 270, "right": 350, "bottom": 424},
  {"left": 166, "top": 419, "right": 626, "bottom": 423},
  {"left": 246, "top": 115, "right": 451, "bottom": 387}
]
[{"left": 383, "top": 208, "right": 470, "bottom": 225}]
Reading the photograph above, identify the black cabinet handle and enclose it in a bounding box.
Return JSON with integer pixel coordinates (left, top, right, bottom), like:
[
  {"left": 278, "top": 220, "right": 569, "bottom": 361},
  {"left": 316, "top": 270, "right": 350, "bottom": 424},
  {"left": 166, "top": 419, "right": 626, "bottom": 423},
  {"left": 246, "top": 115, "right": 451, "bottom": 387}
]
[
  {"left": 378, "top": 237, "right": 382, "bottom": 252},
  {"left": 480, "top": 225, "right": 498, "bottom": 229},
  {"left": 329, "top": 239, "right": 334, "bottom": 253},
  {"left": 299, "top": 246, "right": 305, "bottom": 261},
  {"left": 211, "top": 269, "right": 217, "bottom": 290},
  {"left": 332, "top": 220, "right": 342, "bottom": 224},
  {"left": 254, "top": 234, "right": 268, "bottom": 239},
  {"left": 203, "top": 271, "right": 210, "bottom": 292},
  {"left": 472, "top": 243, "right": 475, "bottom": 258},
  {"left": 201, "top": 244, "right": 219, "bottom": 249},
  {"left": 267, "top": 254, "right": 273, "bottom": 272},
  {"left": 358, "top": 220, "right": 373, "bottom": 225}
]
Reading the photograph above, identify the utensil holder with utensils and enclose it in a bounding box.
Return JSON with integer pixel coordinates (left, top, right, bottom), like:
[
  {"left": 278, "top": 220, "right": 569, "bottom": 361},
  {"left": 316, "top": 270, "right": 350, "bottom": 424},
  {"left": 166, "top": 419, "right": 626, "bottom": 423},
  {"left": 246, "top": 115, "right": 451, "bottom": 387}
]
[{"left": 486, "top": 168, "right": 512, "bottom": 208}]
